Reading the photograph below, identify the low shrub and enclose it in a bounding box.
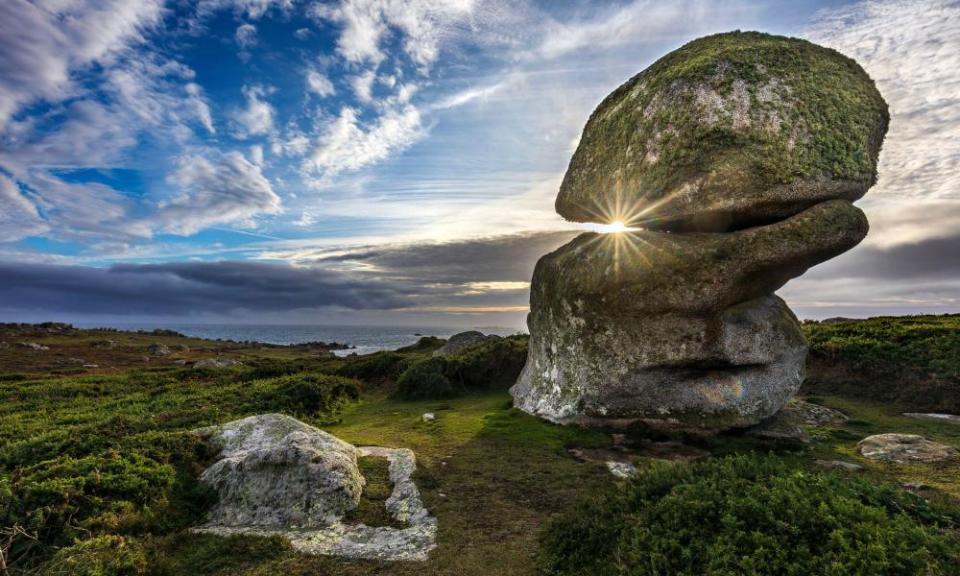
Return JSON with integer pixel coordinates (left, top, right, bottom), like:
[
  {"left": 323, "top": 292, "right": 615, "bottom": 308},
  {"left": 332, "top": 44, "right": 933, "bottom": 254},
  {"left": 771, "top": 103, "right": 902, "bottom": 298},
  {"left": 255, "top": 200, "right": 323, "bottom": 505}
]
[
  {"left": 539, "top": 453, "right": 960, "bottom": 576},
  {"left": 335, "top": 351, "right": 409, "bottom": 382},
  {"left": 395, "top": 335, "right": 529, "bottom": 400},
  {"left": 256, "top": 373, "right": 359, "bottom": 416},
  {"left": 44, "top": 535, "right": 148, "bottom": 576},
  {"left": 395, "top": 336, "right": 445, "bottom": 353},
  {"left": 396, "top": 357, "right": 458, "bottom": 400}
]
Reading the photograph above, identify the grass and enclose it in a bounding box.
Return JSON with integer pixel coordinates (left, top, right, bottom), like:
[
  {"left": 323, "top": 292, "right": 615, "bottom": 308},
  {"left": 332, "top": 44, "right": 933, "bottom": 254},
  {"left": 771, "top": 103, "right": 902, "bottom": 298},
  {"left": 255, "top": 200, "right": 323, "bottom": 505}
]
[{"left": 2, "top": 319, "right": 960, "bottom": 575}]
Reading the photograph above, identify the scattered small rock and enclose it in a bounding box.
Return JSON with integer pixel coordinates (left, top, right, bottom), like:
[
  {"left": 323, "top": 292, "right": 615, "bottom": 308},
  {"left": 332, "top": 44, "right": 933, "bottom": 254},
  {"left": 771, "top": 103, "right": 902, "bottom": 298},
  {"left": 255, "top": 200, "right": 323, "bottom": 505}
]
[
  {"left": 91, "top": 339, "right": 117, "bottom": 349},
  {"left": 82, "top": 364, "right": 99, "bottom": 369},
  {"left": 903, "top": 413, "right": 960, "bottom": 424},
  {"left": 606, "top": 461, "right": 639, "bottom": 479},
  {"left": 815, "top": 460, "right": 863, "bottom": 472},
  {"left": 194, "top": 357, "right": 241, "bottom": 369},
  {"left": 421, "top": 413, "right": 436, "bottom": 423},
  {"left": 19, "top": 342, "right": 49, "bottom": 351},
  {"left": 858, "top": 433, "right": 958, "bottom": 463},
  {"left": 173, "top": 359, "right": 188, "bottom": 366},
  {"left": 902, "top": 482, "right": 929, "bottom": 491},
  {"left": 148, "top": 343, "right": 170, "bottom": 356},
  {"left": 173, "top": 344, "right": 190, "bottom": 352}
]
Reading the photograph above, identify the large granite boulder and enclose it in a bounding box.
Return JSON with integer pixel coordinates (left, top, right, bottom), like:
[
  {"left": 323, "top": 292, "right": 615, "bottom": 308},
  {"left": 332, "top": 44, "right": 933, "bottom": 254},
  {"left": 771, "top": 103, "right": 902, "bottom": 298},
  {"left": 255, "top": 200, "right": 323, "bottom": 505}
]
[
  {"left": 556, "top": 31, "right": 889, "bottom": 232},
  {"left": 196, "top": 413, "right": 364, "bottom": 529},
  {"left": 511, "top": 32, "right": 887, "bottom": 431}
]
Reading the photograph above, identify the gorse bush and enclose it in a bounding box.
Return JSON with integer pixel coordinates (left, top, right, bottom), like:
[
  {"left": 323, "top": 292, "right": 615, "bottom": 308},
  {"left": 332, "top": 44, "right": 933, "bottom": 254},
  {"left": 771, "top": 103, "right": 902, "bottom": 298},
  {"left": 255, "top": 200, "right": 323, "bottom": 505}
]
[
  {"left": 335, "top": 351, "right": 410, "bottom": 382},
  {"left": 539, "top": 453, "right": 960, "bottom": 576},
  {"left": 802, "top": 315, "right": 960, "bottom": 411},
  {"left": 397, "top": 356, "right": 457, "bottom": 400},
  {"left": 255, "top": 373, "right": 360, "bottom": 417},
  {"left": 395, "top": 335, "right": 529, "bottom": 400}
]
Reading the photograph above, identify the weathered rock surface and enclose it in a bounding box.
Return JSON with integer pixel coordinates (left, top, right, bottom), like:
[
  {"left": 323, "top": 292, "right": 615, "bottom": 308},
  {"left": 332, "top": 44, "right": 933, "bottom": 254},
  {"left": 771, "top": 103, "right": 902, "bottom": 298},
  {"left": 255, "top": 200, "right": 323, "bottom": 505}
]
[
  {"left": 194, "top": 357, "right": 241, "bottom": 369},
  {"left": 512, "top": 31, "right": 887, "bottom": 432},
  {"left": 858, "top": 433, "right": 958, "bottom": 463},
  {"left": 432, "top": 331, "right": 493, "bottom": 357},
  {"left": 196, "top": 413, "right": 364, "bottom": 529},
  {"left": 193, "top": 415, "right": 437, "bottom": 561},
  {"left": 555, "top": 31, "right": 889, "bottom": 232},
  {"left": 147, "top": 343, "right": 170, "bottom": 356}
]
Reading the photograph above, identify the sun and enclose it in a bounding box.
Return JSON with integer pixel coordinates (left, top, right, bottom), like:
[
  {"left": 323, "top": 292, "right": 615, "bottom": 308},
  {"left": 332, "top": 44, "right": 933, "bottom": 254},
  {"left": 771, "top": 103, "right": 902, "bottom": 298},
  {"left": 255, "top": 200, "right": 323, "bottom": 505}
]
[{"left": 606, "top": 221, "right": 628, "bottom": 233}]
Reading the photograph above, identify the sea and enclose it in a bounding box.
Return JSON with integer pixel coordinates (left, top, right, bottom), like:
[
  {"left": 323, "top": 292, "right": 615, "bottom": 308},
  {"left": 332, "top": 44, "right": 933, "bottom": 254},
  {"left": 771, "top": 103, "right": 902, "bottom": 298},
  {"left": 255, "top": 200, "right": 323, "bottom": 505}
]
[{"left": 73, "top": 323, "right": 524, "bottom": 356}]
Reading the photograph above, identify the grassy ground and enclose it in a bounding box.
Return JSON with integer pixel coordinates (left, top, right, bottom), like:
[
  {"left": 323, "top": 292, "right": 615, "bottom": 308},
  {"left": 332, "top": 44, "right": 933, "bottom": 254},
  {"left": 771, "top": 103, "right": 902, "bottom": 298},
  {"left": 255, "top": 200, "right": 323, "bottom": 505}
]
[{"left": 2, "top": 319, "right": 960, "bottom": 575}]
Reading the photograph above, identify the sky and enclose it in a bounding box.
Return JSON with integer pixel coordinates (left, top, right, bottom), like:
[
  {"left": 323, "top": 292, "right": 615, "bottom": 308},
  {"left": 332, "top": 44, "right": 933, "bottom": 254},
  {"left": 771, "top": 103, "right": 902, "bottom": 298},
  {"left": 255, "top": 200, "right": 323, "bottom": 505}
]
[{"left": 0, "top": 0, "right": 958, "bottom": 329}]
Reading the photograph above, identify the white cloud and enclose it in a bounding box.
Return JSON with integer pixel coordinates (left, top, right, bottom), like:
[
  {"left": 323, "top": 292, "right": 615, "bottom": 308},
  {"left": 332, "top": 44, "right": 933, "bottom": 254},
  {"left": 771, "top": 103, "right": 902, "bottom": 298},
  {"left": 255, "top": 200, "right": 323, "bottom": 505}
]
[
  {"left": 306, "top": 69, "right": 336, "bottom": 97},
  {"left": 233, "top": 84, "right": 276, "bottom": 137},
  {"left": 350, "top": 69, "right": 377, "bottom": 103},
  {"left": 0, "top": 173, "right": 47, "bottom": 241},
  {"left": 806, "top": 0, "right": 960, "bottom": 202},
  {"left": 235, "top": 23, "right": 258, "bottom": 48},
  {"left": 295, "top": 27, "right": 312, "bottom": 40},
  {"left": 304, "top": 105, "right": 424, "bottom": 181},
  {"left": 0, "top": 0, "right": 165, "bottom": 129},
  {"left": 431, "top": 81, "right": 505, "bottom": 110},
  {"left": 532, "top": 1, "right": 749, "bottom": 60},
  {"left": 308, "top": 0, "right": 479, "bottom": 69},
  {"left": 197, "top": 0, "right": 295, "bottom": 20},
  {"left": 162, "top": 150, "right": 282, "bottom": 235}
]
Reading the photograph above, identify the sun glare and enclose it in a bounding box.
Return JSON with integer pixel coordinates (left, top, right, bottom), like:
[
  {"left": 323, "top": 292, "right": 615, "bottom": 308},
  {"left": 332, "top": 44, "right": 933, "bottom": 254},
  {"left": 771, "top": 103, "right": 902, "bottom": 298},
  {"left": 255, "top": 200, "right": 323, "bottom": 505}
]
[{"left": 584, "top": 220, "right": 638, "bottom": 234}]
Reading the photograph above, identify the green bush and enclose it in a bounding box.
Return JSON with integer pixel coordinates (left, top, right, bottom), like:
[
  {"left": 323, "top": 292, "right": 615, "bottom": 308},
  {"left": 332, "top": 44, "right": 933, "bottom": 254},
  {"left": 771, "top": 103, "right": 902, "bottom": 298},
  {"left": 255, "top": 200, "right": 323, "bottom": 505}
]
[
  {"left": 256, "top": 373, "right": 359, "bottom": 416},
  {"left": 455, "top": 335, "right": 528, "bottom": 389},
  {"left": 395, "top": 335, "right": 529, "bottom": 400},
  {"left": 539, "top": 454, "right": 960, "bottom": 576},
  {"left": 44, "top": 535, "right": 148, "bottom": 576},
  {"left": 335, "top": 351, "right": 409, "bottom": 382},
  {"left": 396, "top": 357, "right": 458, "bottom": 400},
  {"left": 802, "top": 315, "right": 960, "bottom": 412}
]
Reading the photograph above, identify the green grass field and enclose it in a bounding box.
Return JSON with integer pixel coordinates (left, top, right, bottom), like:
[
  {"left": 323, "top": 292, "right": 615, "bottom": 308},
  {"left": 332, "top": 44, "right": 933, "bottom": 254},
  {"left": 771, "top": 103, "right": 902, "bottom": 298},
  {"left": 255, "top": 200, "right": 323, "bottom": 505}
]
[{"left": 1, "top": 317, "right": 959, "bottom": 575}]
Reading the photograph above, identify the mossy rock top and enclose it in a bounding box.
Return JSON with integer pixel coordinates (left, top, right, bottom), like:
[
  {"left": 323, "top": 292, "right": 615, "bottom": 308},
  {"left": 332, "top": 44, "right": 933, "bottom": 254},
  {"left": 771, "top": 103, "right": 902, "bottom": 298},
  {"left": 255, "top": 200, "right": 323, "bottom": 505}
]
[{"left": 556, "top": 31, "right": 889, "bottom": 232}]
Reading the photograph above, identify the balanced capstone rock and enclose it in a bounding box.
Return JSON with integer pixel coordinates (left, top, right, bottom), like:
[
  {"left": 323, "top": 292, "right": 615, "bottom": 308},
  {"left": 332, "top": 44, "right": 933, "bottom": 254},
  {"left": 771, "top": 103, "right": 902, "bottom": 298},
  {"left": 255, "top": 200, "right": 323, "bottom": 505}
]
[{"left": 511, "top": 31, "right": 888, "bottom": 431}]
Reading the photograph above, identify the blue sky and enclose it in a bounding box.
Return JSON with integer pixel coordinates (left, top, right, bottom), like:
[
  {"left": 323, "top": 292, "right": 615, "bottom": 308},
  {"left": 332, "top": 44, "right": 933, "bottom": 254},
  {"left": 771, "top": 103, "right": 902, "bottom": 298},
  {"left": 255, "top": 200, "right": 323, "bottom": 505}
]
[{"left": 1, "top": 0, "right": 958, "bottom": 327}]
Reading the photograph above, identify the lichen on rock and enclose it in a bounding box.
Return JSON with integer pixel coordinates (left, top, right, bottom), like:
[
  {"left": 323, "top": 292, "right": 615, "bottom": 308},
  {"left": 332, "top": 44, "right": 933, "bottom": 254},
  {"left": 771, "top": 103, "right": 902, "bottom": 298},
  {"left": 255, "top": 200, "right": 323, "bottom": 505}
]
[
  {"left": 193, "top": 414, "right": 437, "bottom": 562},
  {"left": 555, "top": 31, "right": 890, "bottom": 232},
  {"left": 512, "top": 31, "right": 888, "bottom": 432}
]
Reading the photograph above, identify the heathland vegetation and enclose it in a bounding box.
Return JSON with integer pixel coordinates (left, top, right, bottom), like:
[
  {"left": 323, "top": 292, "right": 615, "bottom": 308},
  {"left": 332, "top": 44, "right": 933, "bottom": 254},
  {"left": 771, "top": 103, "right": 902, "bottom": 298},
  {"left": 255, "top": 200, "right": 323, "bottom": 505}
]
[{"left": 1, "top": 316, "right": 959, "bottom": 575}]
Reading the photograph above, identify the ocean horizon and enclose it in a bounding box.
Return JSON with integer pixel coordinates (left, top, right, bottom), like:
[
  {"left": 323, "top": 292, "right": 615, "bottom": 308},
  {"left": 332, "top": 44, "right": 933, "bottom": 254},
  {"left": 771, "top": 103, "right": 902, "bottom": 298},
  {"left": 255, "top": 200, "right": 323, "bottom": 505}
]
[{"left": 71, "top": 322, "right": 525, "bottom": 355}]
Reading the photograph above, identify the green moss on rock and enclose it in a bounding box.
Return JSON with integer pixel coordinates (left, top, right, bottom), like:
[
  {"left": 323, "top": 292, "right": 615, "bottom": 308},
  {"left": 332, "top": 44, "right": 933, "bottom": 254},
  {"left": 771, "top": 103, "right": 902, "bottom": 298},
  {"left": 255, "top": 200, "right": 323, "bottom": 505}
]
[{"left": 557, "top": 31, "right": 889, "bottom": 231}]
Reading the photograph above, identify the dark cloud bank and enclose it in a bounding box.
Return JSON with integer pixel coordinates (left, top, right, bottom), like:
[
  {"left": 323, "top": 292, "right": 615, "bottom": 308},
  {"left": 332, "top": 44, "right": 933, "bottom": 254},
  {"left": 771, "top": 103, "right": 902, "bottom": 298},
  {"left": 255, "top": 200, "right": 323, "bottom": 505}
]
[{"left": 0, "top": 230, "right": 957, "bottom": 322}]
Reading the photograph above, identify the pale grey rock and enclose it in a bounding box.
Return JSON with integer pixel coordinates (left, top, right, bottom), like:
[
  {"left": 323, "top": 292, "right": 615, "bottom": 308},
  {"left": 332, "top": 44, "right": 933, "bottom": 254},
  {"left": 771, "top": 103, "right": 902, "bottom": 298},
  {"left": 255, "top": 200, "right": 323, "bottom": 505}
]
[
  {"left": 514, "top": 293, "right": 806, "bottom": 431},
  {"left": 815, "top": 460, "right": 864, "bottom": 472},
  {"left": 91, "top": 339, "right": 117, "bottom": 349},
  {"left": 148, "top": 343, "right": 170, "bottom": 356},
  {"left": 194, "top": 440, "right": 437, "bottom": 562},
  {"left": 421, "top": 412, "right": 436, "bottom": 422},
  {"left": 196, "top": 413, "right": 364, "bottom": 529},
  {"left": 606, "top": 461, "right": 639, "bottom": 479},
  {"left": 785, "top": 399, "right": 849, "bottom": 427},
  {"left": 82, "top": 364, "right": 99, "bottom": 369},
  {"left": 903, "top": 413, "right": 960, "bottom": 424},
  {"left": 19, "top": 342, "right": 49, "bottom": 351},
  {"left": 194, "top": 357, "right": 241, "bottom": 369},
  {"left": 432, "top": 331, "right": 492, "bottom": 357},
  {"left": 858, "top": 433, "right": 958, "bottom": 463}
]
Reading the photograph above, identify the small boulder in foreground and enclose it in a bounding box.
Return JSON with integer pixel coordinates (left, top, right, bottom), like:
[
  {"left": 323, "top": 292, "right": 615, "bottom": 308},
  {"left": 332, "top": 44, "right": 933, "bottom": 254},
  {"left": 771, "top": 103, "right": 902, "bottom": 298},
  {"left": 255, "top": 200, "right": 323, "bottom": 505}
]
[
  {"left": 858, "top": 433, "right": 958, "bottom": 463},
  {"left": 196, "top": 413, "right": 363, "bottom": 528}
]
